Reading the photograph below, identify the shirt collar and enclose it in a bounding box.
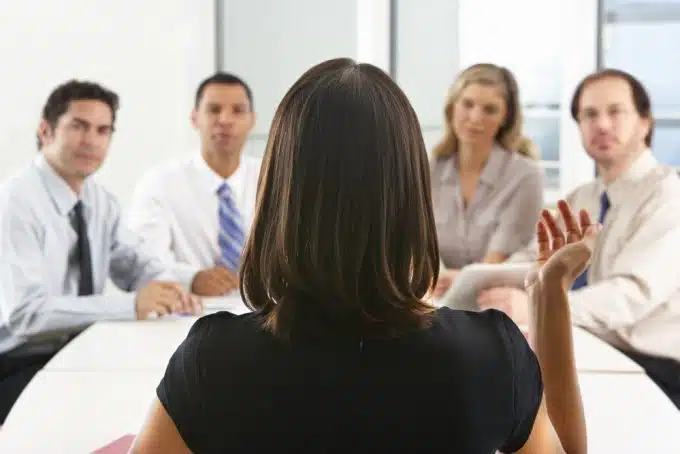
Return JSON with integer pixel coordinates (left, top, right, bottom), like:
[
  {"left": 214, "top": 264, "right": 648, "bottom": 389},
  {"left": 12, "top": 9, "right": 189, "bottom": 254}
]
[
  {"left": 478, "top": 144, "right": 506, "bottom": 186},
  {"left": 192, "top": 152, "right": 245, "bottom": 196},
  {"left": 34, "top": 154, "right": 89, "bottom": 216},
  {"left": 439, "top": 143, "right": 506, "bottom": 187},
  {"left": 600, "top": 149, "right": 657, "bottom": 207}
]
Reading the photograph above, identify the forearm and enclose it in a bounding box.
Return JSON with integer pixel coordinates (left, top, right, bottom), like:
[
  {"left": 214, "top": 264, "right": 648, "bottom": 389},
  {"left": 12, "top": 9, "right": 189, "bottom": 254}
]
[
  {"left": 569, "top": 277, "right": 664, "bottom": 332},
  {"left": 482, "top": 251, "right": 508, "bottom": 264},
  {"left": 528, "top": 281, "right": 587, "bottom": 454},
  {"left": 111, "top": 244, "right": 198, "bottom": 292},
  {"left": 7, "top": 293, "right": 136, "bottom": 338}
]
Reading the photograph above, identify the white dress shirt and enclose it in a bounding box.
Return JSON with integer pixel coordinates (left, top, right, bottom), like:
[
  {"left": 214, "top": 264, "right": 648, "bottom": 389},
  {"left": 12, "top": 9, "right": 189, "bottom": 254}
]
[
  {"left": 0, "top": 155, "right": 193, "bottom": 356},
  {"left": 127, "top": 152, "right": 262, "bottom": 276},
  {"left": 511, "top": 151, "right": 680, "bottom": 362}
]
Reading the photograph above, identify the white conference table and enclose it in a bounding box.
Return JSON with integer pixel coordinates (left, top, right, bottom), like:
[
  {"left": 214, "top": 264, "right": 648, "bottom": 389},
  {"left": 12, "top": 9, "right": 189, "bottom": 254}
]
[
  {"left": 0, "top": 297, "right": 674, "bottom": 453},
  {"left": 41, "top": 295, "right": 251, "bottom": 373},
  {"left": 0, "top": 370, "right": 678, "bottom": 453},
  {"left": 43, "top": 315, "right": 643, "bottom": 375}
]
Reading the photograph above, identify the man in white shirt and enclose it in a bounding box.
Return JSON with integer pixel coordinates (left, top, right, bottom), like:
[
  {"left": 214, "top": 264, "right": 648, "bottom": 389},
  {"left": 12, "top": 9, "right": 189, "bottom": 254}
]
[
  {"left": 128, "top": 73, "right": 261, "bottom": 297},
  {"left": 477, "top": 69, "right": 680, "bottom": 410},
  {"left": 0, "top": 80, "right": 199, "bottom": 422}
]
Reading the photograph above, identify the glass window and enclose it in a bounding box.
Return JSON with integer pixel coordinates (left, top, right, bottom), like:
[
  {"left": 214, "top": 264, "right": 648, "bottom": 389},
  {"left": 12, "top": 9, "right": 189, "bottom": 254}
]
[
  {"left": 458, "top": 0, "right": 563, "bottom": 192},
  {"left": 458, "top": 0, "right": 562, "bottom": 107},
  {"left": 602, "top": 21, "right": 680, "bottom": 114},
  {"left": 601, "top": 0, "right": 680, "bottom": 167},
  {"left": 423, "top": 127, "right": 444, "bottom": 156},
  {"left": 542, "top": 165, "right": 560, "bottom": 190},
  {"left": 524, "top": 117, "right": 560, "bottom": 162},
  {"left": 605, "top": 0, "right": 680, "bottom": 11},
  {"left": 393, "top": 0, "right": 458, "bottom": 127},
  {"left": 652, "top": 124, "right": 680, "bottom": 167}
]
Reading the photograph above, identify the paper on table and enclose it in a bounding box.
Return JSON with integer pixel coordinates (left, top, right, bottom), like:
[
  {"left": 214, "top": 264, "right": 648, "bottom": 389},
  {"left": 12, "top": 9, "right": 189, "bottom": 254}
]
[
  {"left": 439, "top": 263, "right": 532, "bottom": 311},
  {"left": 202, "top": 292, "right": 251, "bottom": 314},
  {"left": 91, "top": 434, "right": 135, "bottom": 453}
]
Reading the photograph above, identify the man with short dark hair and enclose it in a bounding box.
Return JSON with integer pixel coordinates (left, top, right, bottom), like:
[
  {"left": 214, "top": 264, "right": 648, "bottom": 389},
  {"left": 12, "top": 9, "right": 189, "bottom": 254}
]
[
  {"left": 478, "top": 69, "right": 680, "bottom": 410},
  {"left": 0, "top": 80, "right": 200, "bottom": 422},
  {"left": 128, "top": 72, "right": 261, "bottom": 297}
]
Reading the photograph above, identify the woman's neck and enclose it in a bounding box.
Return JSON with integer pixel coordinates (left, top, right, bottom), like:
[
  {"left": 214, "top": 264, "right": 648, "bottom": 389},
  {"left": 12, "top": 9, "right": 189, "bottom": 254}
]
[{"left": 457, "top": 142, "right": 494, "bottom": 173}]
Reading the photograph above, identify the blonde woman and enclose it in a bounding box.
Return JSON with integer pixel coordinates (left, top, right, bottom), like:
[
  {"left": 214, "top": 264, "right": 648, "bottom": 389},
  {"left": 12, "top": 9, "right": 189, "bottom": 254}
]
[{"left": 431, "top": 63, "right": 544, "bottom": 298}]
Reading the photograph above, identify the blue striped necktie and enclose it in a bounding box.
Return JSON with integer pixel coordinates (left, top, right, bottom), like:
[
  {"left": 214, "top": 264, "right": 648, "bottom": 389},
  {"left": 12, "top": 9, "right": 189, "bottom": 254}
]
[
  {"left": 571, "top": 191, "right": 610, "bottom": 290},
  {"left": 217, "top": 182, "right": 245, "bottom": 273}
]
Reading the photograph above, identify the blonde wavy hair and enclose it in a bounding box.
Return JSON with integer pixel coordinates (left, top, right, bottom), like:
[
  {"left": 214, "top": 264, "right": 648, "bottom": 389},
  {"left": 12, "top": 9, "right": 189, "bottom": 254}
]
[{"left": 432, "top": 63, "right": 539, "bottom": 160}]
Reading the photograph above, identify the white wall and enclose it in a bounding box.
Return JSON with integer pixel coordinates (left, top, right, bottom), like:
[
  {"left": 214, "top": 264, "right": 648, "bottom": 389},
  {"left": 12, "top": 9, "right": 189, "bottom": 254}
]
[
  {"left": 0, "top": 0, "right": 215, "bottom": 209},
  {"left": 0, "top": 1, "right": 599, "bottom": 211},
  {"left": 394, "top": 0, "right": 459, "bottom": 153},
  {"left": 218, "top": 0, "right": 391, "bottom": 158}
]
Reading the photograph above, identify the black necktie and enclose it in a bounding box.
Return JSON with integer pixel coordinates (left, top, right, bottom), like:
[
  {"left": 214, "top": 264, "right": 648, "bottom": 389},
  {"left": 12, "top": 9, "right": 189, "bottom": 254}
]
[{"left": 72, "top": 201, "right": 94, "bottom": 296}]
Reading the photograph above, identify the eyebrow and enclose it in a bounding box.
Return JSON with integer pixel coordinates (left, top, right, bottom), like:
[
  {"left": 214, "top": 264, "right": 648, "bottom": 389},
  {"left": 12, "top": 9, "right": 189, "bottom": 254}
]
[
  {"left": 583, "top": 102, "right": 624, "bottom": 111},
  {"left": 206, "top": 102, "right": 249, "bottom": 109},
  {"left": 71, "top": 116, "right": 114, "bottom": 130},
  {"left": 461, "top": 96, "right": 501, "bottom": 107}
]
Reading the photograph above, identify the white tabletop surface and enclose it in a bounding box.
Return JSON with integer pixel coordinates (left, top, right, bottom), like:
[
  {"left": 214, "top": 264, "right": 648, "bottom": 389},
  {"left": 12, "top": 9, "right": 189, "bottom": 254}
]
[
  {"left": 0, "top": 370, "right": 677, "bottom": 453},
  {"left": 527, "top": 325, "right": 644, "bottom": 374},
  {"left": 43, "top": 295, "right": 251, "bottom": 372},
  {"left": 0, "top": 370, "right": 158, "bottom": 453},
  {"left": 44, "top": 313, "right": 643, "bottom": 375}
]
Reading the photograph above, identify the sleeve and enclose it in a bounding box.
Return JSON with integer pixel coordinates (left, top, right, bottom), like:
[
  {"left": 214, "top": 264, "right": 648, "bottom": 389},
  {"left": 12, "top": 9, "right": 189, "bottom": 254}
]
[
  {"left": 506, "top": 185, "right": 581, "bottom": 264},
  {"left": 108, "top": 197, "right": 197, "bottom": 292},
  {"left": 487, "top": 168, "right": 544, "bottom": 256},
  {"left": 127, "top": 169, "right": 172, "bottom": 256},
  {"left": 156, "top": 316, "right": 212, "bottom": 452},
  {"left": 570, "top": 186, "right": 680, "bottom": 331},
  {"left": 127, "top": 170, "right": 200, "bottom": 278},
  {"left": 0, "top": 196, "right": 135, "bottom": 339},
  {"left": 494, "top": 311, "right": 544, "bottom": 453}
]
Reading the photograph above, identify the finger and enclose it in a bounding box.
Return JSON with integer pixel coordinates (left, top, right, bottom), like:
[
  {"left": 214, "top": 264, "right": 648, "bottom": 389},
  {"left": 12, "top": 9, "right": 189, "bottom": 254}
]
[
  {"left": 210, "top": 269, "right": 237, "bottom": 294},
  {"left": 579, "top": 209, "right": 594, "bottom": 232},
  {"left": 192, "top": 295, "right": 204, "bottom": 315},
  {"left": 162, "top": 282, "right": 194, "bottom": 310},
  {"left": 152, "top": 301, "right": 172, "bottom": 317},
  {"left": 536, "top": 218, "right": 551, "bottom": 263},
  {"left": 542, "top": 209, "right": 565, "bottom": 250},
  {"left": 157, "top": 289, "right": 186, "bottom": 313},
  {"left": 558, "top": 200, "right": 581, "bottom": 243},
  {"left": 477, "top": 290, "right": 489, "bottom": 305},
  {"left": 179, "top": 294, "right": 193, "bottom": 314},
  {"left": 581, "top": 224, "right": 602, "bottom": 250},
  {"left": 180, "top": 291, "right": 198, "bottom": 314}
]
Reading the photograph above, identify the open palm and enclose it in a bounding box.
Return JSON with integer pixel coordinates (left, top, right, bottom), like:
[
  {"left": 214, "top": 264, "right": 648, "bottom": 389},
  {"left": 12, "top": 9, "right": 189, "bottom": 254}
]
[{"left": 525, "top": 200, "right": 601, "bottom": 290}]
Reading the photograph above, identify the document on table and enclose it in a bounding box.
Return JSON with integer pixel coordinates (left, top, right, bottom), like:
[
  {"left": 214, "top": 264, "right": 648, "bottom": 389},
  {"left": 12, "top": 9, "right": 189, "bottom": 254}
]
[
  {"left": 202, "top": 291, "right": 252, "bottom": 314},
  {"left": 439, "top": 263, "right": 532, "bottom": 311}
]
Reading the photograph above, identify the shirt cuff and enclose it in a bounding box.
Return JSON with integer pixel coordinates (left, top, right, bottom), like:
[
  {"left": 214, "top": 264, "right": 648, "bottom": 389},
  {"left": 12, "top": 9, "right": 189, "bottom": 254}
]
[
  {"left": 568, "top": 290, "right": 601, "bottom": 331},
  {"left": 167, "top": 264, "right": 201, "bottom": 291},
  {"left": 102, "top": 293, "right": 138, "bottom": 321}
]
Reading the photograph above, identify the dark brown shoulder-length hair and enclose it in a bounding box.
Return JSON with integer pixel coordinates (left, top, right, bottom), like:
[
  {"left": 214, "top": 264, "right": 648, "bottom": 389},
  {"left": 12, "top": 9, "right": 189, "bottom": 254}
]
[{"left": 239, "top": 58, "right": 440, "bottom": 341}]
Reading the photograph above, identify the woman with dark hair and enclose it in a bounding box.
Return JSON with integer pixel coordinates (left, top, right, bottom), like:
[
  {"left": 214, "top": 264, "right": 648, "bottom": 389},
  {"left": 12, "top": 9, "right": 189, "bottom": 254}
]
[{"left": 132, "top": 58, "right": 591, "bottom": 453}]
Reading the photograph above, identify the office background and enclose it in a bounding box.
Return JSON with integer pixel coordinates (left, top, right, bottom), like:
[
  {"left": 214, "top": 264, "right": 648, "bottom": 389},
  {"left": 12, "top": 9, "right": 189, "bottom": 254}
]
[{"left": 0, "top": 0, "right": 677, "bottom": 209}]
